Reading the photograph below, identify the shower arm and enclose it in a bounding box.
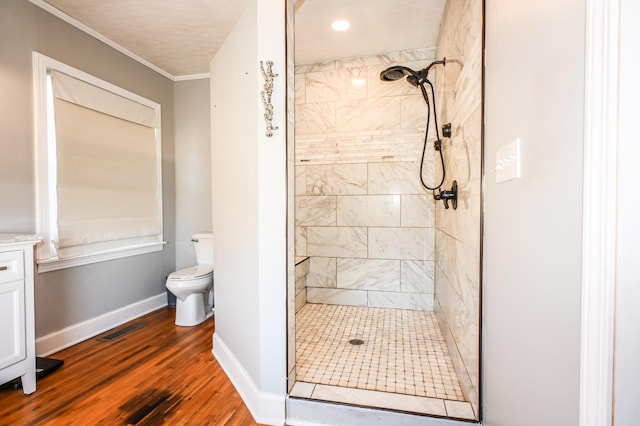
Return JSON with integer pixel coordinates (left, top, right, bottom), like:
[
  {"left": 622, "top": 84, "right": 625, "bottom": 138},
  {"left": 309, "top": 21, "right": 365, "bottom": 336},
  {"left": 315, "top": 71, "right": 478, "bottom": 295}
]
[{"left": 425, "top": 58, "right": 446, "bottom": 74}]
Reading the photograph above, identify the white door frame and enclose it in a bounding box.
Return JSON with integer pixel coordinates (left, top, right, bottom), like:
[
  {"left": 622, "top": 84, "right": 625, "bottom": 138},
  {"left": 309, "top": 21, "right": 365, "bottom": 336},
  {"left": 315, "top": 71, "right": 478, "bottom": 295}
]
[{"left": 579, "top": 0, "right": 618, "bottom": 424}]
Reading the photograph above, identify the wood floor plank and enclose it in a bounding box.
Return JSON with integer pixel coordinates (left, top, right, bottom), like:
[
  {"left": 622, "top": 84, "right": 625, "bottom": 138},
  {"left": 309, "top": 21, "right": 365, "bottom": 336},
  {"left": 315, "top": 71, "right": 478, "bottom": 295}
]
[{"left": 0, "top": 308, "right": 263, "bottom": 425}]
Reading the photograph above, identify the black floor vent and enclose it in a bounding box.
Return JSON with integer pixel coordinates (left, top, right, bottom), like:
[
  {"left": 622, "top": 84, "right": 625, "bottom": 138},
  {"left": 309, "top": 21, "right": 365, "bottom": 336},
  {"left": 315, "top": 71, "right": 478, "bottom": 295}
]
[{"left": 98, "top": 322, "right": 146, "bottom": 342}]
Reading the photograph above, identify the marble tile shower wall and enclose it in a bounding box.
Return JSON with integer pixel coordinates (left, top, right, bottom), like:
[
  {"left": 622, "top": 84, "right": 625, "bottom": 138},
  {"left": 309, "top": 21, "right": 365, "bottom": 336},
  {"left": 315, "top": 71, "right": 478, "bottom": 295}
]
[
  {"left": 294, "top": 49, "right": 439, "bottom": 311},
  {"left": 433, "top": 0, "right": 483, "bottom": 414}
]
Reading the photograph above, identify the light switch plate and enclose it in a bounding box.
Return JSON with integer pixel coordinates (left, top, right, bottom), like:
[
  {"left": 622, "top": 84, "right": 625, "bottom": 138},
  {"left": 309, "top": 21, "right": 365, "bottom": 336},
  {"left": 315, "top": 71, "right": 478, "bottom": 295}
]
[{"left": 495, "top": 138, "right": 521, "bottom": 183}]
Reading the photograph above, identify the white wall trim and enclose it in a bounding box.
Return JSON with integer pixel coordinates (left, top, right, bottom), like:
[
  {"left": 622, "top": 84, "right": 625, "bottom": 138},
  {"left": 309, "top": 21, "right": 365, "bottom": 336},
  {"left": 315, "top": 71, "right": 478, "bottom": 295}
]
[
  {"left": 27, "top": 0, "right": 174, "bottom": 81},
  {"left": 36, "top": 242, "right": 167, "bottom": 273},
  {"left": 35, "top": 293, "right": 167, "bottom": 356},
  {"left": 579, "top": 0, "right": 619, "bottom": 425},
  {"left": 174, "top": 73, "right": 210, "bottom": 82},
  {"left": 212, "top": 333, "right": 286, "bottom": 426}
]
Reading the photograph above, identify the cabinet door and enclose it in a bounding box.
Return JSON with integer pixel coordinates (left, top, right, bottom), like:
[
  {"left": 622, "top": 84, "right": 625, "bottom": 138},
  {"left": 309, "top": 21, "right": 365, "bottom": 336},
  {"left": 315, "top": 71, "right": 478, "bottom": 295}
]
[{"left": 0, "top": 280, "right": 26, "bottom": 369}]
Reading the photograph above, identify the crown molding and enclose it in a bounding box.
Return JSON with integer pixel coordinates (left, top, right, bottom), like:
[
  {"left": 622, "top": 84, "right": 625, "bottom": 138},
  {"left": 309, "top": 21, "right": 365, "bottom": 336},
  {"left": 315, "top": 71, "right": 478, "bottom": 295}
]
[{"left": 174, "top": 73, "right": 210, "bottom": 81}]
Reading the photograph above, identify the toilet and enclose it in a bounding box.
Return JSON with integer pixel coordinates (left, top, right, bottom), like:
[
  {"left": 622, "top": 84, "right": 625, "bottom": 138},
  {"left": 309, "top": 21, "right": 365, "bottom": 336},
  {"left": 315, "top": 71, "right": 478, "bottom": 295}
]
[{"left": 166, "top": 232, "right": 214, "bottom": 326}]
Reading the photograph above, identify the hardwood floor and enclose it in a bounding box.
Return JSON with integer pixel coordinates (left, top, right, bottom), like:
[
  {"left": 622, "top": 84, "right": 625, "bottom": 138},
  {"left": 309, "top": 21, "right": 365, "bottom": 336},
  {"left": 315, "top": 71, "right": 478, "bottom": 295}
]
[{"left": 0, "top": 308, "right": 261, "bottom": 425}]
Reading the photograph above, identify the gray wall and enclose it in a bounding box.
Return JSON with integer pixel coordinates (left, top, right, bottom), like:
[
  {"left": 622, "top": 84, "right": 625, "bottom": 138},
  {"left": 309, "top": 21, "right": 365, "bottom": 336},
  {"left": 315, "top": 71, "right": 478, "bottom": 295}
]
[
  {"left": 0, "top": 0, "right": 175, "bottom": 337},
  {"left": 174, "top": 79, "right": 212, "bottom": 270},
  {"left": 484, "top": 0, "right": 584, "bottom": 424}
]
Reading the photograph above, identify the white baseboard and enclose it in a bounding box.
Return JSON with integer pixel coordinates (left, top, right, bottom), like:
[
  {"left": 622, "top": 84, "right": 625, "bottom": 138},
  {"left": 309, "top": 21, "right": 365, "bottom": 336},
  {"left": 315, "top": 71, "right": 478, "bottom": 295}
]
[
  {"left": 213, "top": 333, "right": 286, "bottom": 425},
  {"left": 36, "top": 293, "right": 167, "bottom": 356}
]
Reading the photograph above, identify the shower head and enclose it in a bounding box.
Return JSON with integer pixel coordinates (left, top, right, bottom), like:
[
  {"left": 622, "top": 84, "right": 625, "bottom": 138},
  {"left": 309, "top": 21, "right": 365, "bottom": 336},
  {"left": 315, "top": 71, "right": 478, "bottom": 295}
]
[
  {"left": 380, "top": 66, "right": 421, "bottom": 83},
  {"left": 379, "top": 58, "right": 446, "bottom": 87}
]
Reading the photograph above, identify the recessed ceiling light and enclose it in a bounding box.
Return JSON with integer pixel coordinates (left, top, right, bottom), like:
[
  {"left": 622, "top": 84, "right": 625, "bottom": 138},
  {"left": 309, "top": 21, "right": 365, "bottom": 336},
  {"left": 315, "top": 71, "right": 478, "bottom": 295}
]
[
  {"left": 351, "top": 78, "right": 365, "bottom": 87},
  {"left": 331, "top": 20, "right": 350, "bottom": 31}
]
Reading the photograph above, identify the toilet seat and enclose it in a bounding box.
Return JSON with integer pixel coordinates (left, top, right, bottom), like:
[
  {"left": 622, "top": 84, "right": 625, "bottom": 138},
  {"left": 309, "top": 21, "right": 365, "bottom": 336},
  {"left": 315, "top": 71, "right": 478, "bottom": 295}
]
[
  {"left": 166, "top": 266, "right": 213, "bottom": 299},
  {"left": 168, "top": 266, "right": 213, "bottom": 280}
]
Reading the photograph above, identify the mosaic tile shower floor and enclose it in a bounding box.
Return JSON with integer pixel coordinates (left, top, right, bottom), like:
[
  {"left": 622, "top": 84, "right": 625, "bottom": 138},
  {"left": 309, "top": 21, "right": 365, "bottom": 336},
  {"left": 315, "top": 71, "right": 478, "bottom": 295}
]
[
  {"left": 292, "top": 303, "right": 477, "bottom": 419},
  {"left": 295, "top": 303, "right": 464, "bottom": 400}
]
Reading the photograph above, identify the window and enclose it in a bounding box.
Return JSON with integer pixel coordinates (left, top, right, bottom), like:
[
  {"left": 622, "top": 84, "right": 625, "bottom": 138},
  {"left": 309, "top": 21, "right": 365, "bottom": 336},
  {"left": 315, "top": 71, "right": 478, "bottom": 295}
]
[{"left": 33, "top": 52, "right": 165, "bottom": 272}]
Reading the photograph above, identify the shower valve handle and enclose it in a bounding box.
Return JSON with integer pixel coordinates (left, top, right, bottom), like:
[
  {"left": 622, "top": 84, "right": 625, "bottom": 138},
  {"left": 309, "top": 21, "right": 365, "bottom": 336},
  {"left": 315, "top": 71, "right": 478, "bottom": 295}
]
[{"left": 434, "top": 180, "right": 458, "bottom": 210}]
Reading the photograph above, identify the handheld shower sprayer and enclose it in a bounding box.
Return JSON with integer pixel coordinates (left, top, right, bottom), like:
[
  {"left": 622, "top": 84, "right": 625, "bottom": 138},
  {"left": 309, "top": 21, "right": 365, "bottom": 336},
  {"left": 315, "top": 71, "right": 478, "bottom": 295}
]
[{"left": 379, "top": 58, "right": 457, "bottom": 210}]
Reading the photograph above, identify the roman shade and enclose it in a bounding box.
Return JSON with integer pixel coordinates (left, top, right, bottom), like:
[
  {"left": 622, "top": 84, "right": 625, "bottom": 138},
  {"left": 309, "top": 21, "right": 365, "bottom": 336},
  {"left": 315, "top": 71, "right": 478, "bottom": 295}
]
[{"left": 50, "top": 70, "right": 161, "bottom": 255}]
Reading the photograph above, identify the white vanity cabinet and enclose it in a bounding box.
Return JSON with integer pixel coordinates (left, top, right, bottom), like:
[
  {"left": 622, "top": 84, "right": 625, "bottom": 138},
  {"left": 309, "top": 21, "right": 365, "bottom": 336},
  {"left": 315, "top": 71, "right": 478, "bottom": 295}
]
[{"left": 0, "top": 235, "right": 39, "bottom": 394}]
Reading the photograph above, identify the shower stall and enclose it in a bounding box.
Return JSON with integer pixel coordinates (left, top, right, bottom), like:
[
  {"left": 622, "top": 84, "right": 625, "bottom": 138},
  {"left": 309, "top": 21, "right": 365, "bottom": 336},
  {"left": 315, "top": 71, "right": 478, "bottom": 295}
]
[{"left": 288, "top": 0, "right": 483, "bottom": 421}]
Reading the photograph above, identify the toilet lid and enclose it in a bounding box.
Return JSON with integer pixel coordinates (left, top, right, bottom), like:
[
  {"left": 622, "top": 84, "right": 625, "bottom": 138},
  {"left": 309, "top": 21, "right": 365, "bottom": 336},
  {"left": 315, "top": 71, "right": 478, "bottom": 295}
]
[{"left": 169, "top": 266, "right": 213, "bottom": 280}]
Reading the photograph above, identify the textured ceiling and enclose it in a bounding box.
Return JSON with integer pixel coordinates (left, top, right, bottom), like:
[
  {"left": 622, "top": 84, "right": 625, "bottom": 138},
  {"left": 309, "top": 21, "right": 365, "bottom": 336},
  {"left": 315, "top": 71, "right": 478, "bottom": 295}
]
[
  {"left": 43, "top": 0, "right": 250, "bottom": 77},
  {"left": 41, "top": 0, "right": 446, "bottom": 78}
]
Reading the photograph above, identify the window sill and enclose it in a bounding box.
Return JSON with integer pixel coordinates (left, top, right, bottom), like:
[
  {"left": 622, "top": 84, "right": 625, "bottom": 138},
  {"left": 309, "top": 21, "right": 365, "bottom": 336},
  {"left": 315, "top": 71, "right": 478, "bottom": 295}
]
[{"left": 36, "top": 241, "right": 167, "bottom": 273}]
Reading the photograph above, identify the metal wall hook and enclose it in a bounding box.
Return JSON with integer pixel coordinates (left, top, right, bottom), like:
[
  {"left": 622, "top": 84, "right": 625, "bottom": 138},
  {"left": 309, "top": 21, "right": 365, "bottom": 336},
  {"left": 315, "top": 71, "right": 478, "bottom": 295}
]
[
  {"left": 260, "top": 60, "right": 278, "bottom": 137},
  {"left": 434, "top": 180, "right": 458, "bottom": 210}
]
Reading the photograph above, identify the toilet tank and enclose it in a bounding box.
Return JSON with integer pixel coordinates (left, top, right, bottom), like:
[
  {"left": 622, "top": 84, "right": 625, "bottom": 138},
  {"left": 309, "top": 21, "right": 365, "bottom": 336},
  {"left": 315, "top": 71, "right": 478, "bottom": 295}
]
[{"left": 192, "top": 232, "right": 213, "bottom": 266}]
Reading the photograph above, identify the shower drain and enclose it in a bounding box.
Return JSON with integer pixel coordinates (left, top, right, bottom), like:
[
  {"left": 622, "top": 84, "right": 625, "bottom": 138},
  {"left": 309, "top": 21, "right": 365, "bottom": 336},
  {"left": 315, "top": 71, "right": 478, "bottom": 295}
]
[{"left": 348, "top": 339, "right": 365, "bottom": 346}]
